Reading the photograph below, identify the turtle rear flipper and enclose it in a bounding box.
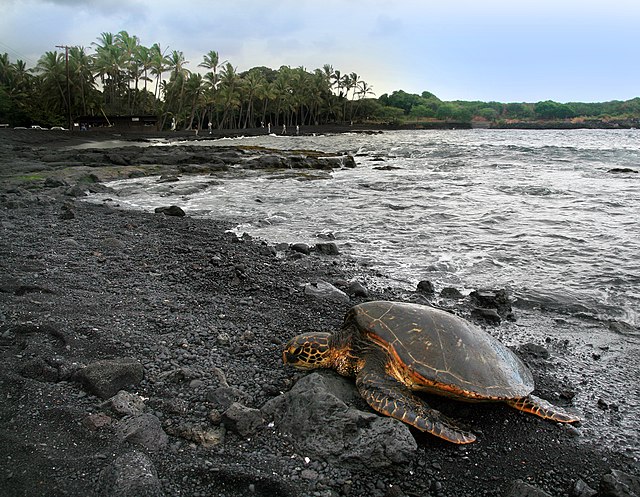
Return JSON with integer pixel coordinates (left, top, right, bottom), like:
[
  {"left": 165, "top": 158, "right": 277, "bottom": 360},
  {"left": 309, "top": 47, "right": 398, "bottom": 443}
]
[
  {"left": 507, "top": 394, "right": 580, "bottom": 423},
  {"left": 356, "top": 362, "right": 476, "bottom": 444}
]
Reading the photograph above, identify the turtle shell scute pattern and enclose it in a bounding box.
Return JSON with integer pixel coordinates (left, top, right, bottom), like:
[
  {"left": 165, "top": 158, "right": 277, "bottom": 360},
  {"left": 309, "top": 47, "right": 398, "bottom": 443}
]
[{"left": 345, "top": 301, "right": 533, "bottom": 400}]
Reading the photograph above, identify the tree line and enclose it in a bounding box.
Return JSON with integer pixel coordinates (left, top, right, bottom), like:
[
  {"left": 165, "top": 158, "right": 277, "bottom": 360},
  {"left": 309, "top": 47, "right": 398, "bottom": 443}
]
[
  {"left": 0, "top": 30, "right": 638, "bottom": 129},
  {"left": 0, "top": 30, "right": 375, "bottom": 130},
  {"left": 378, "top": 90, "right": 640, "bottom": 123}
]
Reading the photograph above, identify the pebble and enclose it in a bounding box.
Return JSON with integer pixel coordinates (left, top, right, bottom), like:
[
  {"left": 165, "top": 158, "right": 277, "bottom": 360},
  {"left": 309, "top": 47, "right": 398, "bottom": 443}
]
[{"left": 2, "top": 165, "right": 636, "bottom": 497}]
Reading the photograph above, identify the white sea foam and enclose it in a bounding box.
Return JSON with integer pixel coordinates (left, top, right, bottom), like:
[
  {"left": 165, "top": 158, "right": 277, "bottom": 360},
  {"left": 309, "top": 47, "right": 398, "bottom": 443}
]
[{"left": 90, "top": 129, "right": 640, "bottom": 327}]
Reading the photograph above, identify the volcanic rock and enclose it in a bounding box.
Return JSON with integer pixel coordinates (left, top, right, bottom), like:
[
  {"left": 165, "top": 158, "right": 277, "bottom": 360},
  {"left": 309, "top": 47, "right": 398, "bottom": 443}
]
[
  {"left": 262, "top": 372, "right": 417, "bottom": 468},
  {"left": 98, "top": 451, "right": 165, "bottom": 497},
  {"left": 519, "top": 342, "right": 551, "bottom": 360},
  {"left": 417, "top": 280, "right": 435, "bottom": 294},
  {"left": 471, "top": 307, "right": 502, "bottom": 324},
  {"left": 440, "top": 287, "right": 463, "bottom": 299},
  {"left": 315, "top": 242, "right": 340, "bottom": 255},
  {"left": 222, "top": 402, "right": 265, "bottom": 436},
  {"left": 154, "top": 205, "right": 186, "bottom": 217},
  {"left": 346, "top": 280, "right": 369, "bottom": 297},
  {"left": 115, "top": 413, "right": 168, "bottom": 452},
  {"left": 469, "top": 288, "right": 514, "bottom": 320},
  {"left": 76, "top": 358, "right": 145, "bottom": 399},
  {"left": 206, "top": 386, "right": 251, "bottom": 411},
  {"left": 504, "top": 480, "right": 552, "bottom": 497},
  {"left": 599, "top": 469, "right": 640, "bottom": 497},
  {"left": 108, "top": 390, "right": 147, "bottom": 417},
  {"left": 571, "top": 478, "right": 598, "bottom": 497},
  {"left": 304, "top": 280, "right": 350, "bottom": 302},
  {"left": 290, "top": 242, "right": 311, "bottom": 255},
  {"left": 44, "top": 177, "right": 68, "bottom": 188}
]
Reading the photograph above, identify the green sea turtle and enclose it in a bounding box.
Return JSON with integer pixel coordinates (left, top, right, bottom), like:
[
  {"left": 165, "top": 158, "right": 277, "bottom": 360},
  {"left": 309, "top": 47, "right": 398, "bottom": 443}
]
[{"left": 283, "top": 301, "right": 579, "bottom": 443}]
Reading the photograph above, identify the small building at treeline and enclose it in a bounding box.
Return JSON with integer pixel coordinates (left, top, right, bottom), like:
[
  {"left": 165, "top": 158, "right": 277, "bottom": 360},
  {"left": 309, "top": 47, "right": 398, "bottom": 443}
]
[{"left": 76, "top": 115, "right": 158, "bottom": 132}]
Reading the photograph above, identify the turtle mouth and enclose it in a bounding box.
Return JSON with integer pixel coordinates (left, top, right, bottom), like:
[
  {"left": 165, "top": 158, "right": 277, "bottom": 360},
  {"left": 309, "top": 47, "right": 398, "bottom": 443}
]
[{"left": 283, "top": 349, "right": 319, "bottom": 369}]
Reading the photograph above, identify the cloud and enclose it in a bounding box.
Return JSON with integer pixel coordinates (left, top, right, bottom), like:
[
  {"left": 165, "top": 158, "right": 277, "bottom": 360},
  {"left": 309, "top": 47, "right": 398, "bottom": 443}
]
[
  {"left": 42, "top": 0, "right": 147, "bottom": 14},
  {"left": 1, "top": 0, "right": 638, "bottom": 101}
]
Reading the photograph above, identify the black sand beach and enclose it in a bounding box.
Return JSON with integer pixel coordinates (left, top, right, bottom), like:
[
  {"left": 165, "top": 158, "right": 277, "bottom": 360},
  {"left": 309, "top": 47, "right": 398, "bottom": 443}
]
[{"left": 0, "top": 129, "right": 638, "bottom": 497}]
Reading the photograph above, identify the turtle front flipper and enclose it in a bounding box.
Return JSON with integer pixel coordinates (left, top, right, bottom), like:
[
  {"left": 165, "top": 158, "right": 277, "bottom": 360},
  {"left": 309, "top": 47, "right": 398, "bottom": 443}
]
[
  {"left": 506, "top": 394, "right": 580, "bottom": 423},
  {"left": 356, "top": 363, "right": 476, "bottom": 444}
]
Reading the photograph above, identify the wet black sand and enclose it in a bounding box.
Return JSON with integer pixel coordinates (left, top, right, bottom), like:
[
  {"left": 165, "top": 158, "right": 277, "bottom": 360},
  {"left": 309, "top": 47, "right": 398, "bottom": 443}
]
[{"left": 0, "top": 129, "right": 638, "bottom": 497}]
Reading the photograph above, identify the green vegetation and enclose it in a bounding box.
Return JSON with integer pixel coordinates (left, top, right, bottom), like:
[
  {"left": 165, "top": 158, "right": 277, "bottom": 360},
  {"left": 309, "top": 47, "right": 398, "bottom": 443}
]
[
  {"left": 1, "top": 30, "right": 638, "bottom": 129},
  {"left": 0, "top": 31, "right": 376, "bottom": 130},
  {"left": 15, "top": 173, "right": 45, "bottom": 182},
  {"left": 377, "top": 91, "right": 640, "bottom": 125}
]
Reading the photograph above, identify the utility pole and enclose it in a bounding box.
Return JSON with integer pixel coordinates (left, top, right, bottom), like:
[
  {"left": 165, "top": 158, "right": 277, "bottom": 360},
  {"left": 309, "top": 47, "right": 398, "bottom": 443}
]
[{"left": 56, "top": 45, "right": 73, "bottom": 131}]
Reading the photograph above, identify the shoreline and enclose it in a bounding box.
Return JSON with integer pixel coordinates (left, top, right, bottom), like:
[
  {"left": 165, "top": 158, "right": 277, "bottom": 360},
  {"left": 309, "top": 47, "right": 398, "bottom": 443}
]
[
  {"left": 1, "top": 132, "right": 638, "bottom": 497},
  {"left": 2, "top": 115, "right": 637, "bottom": 150}
]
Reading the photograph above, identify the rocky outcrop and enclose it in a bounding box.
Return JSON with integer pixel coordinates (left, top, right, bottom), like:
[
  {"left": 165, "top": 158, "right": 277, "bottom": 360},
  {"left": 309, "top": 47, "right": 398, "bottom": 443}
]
[
  {"left": 262, "top": 372, "right": 417, "bottom": 468},
  {"left": 469, "top": 288, "right": 514, "bottom": 322},
  {"left": 599, "top": 469, "right": 640, "bottom": 497}
]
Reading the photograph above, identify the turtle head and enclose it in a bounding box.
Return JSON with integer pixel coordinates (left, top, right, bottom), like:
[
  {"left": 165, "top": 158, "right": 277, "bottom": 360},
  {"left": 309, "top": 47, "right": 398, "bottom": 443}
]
[{"left": 283, "top": 332, "right": 333, "bottom": 369}]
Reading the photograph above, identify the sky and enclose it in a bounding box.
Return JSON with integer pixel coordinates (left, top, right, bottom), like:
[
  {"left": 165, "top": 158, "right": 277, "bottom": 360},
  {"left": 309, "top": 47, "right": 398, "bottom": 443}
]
[{"left": 1, "top": 0, "right": 639, "bottom": 103}]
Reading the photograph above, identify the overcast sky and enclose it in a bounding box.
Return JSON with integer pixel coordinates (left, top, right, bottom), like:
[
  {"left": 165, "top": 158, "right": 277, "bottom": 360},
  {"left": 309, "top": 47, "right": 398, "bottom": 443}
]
[{"left": 1, "top": 0, "right": 638, "bottom": 103}]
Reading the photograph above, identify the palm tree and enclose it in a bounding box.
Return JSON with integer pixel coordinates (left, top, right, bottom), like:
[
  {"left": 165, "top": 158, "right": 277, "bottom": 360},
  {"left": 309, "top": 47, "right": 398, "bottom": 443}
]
[
  {"left": 260, "top": 80, "right": 277, "bottom": 128},
  {"left": 69, "top": 46, "right": 94, "bottom": 115},
  {"left": 134, "top": 44, "right": 155, "bottom": 113},
  {"left": 2, "top": 59, "right": 33, "bottom": 110},
  {"left": 340, "top": 73, "right": 356, "bottom": 121},
  {"left": 199, "top": 50, "right": 226, "bottom": 128},
  {"left": 34, "top": 51, "right": 67, "bottom": 116},
  {"left": 354, "top": 80, "right": 375, "bottom": 121},
  {"left": 218, "top": 62, "right": 240, "bottom": 128},
  {"left": 315, "top": 67, "right": 337, "bottom": 123},
  {"left": 147, "top": 43, "right": 170, "bottom": 123},
  {"left": 184, "top": 73, "right": 204, "bottom": 130},
  {"left": 161, "top": 50, "right": 190, "bottom": 129},
  {"left": 115, "top": 31, "right": 140, "bottom": 112},
  {"left": 0, "top": 54, "right": 38, "bottom": 125},
  {"left": 242, "top": 69, "right": 266, "bottom": 128},
  {"left": 289, "top": 67, "right": 313, "bottom": 125},
  {"left": 0, "top": 53, "right": 11, "bottom": 86},
  {"left": 357, "top": 79, "right": 375, "bottom": 98},
  {"left": 331, "top": 69, "right": 342, "bottom": 96},
  {"left": 199, "top": 50, "right": 225, "bottom": 82},
  {"left": 149, "top": 43, "right": 168, "bottom": 102},
  {"left": 93, "top": 32, "right": 124, "bottom": 112},
  {"left": 309, "top": 69, "right": 330, "bottom": 124},
  {"left": 10, "top": 60, "right": 30, "bottom": 91},
  {"left": 272, "top": 66, "right": 295, "bottom": 126},
  {"left": 166, "top": 50, "right": 189, "bottom": 81},
  {"left": 329, "top": 69, "right": 350, "bottom": 122}
]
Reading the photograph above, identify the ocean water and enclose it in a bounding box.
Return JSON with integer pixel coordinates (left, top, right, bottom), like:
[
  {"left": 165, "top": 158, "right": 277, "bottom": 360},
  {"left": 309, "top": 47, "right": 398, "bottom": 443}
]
[
  {"left": 94, "top": 129, "right": 640, "bottom": 328},
  {"left": 87, "top": 128, "right": 640, "bottom": 457}
]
